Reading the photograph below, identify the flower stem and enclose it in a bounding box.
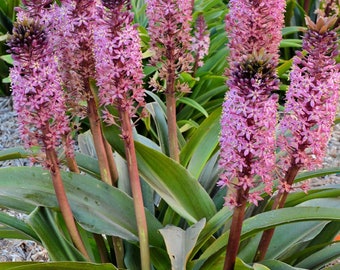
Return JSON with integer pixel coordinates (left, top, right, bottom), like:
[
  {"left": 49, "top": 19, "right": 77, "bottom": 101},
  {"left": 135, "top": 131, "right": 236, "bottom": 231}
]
[
  {"left": 303, "top": 0, "right": 311, "bottom": 13},
  {"left": 87, "top": 80, "right": 119, "bottom": 185},
  {"left": 62, "top": 135, "right": 80, "bottom": 174},
  {"left": 93, "top": 234, "right": 110, "bottom": 263},
  {"left": 86, "top": 81, "right": 124, "bottom": 264},
  {"left": 165, "top": 47, "right": 179, "bottom": 162},
  {"left": 224, "top": 188, "right": 249, "bottom": 270},
  {"left": 45, "top": 147, "right": 90, "bottom": 261},
  {"left": 254, "top": 163, "right": 300, "bottom": 262},
  {"left": 65, "top": 156, "right": 80, "bottom": 174},
  {"left": 104, "top": 138, "right": 119, "bottom": 186},
  {"left": 62, "top": 145, "right": 111, "bottom": 263},
  {"left": 166, "top": 92, "right": 179, "bottom": 162},
  {"left": 87, "top": 96, "right": 113, "bottom": 185},
  {"left": 120, "top": 109, "right": 150, "bottom": 270},
  {"left": 111, "top": 236, "right": 125, "bottom": 268}
]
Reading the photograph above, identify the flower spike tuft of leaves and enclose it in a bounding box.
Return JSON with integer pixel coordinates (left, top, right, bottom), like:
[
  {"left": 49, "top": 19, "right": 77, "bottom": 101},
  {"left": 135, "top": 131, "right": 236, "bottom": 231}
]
[
  {"left": 7, "top": 17, "right": 89, "bottom": 260},
  {"left": 220, "top": 1, "right": 286, "bottom": 269},
  {"left": 7, "top": 18, "right": 72, "bottom": 157}
]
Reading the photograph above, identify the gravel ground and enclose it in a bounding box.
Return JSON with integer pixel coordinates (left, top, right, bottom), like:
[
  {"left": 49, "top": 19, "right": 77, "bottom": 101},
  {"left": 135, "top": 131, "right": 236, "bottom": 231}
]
[{"left": 0, "top": 96, "right": 339, "bottom": 265}]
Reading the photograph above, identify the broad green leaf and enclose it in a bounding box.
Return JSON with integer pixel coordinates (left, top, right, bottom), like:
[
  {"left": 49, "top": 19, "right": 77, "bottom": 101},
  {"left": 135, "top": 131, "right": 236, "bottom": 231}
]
[
  {"left": 0, "top": 211, "right": 38, "bottom": 241},
  {"left": 77, "top": 128, "right": 152, "bottom": 197},
  {"left": 197, "top": 151, "right": 220, "bottom": 194},
  {"left": 160, "top": 219, "right": 206, "bottom": 270},
  {"left": 135, "top": 141, "right": 216, "bottom": 222},
  {"left": 239, "top": 218, "right": 329, "bottom": 262},
  {"left": 0, "top": 226, "right": 35, "bottom": 240},
  {"left": 295, "top": 167, "right": 340, "bottom": 182},
  {"left": 197, "top": 207, "right": 340, "bottom": 265},
  {"left": 190, "top": 207, "right": 232, "bottom": 261},
  {"left": 144, "top": 92, "right": 187, "bottom": 149},
  {"left": 150, "top": 247, "right": 172, "bottom": 270},
  {"left": 199, "top": 48, "right": 228, "bottom": 74},
  {"left": 253, "top": 263, "right": 270, "bottom": 270},
  {"left": 197, "top": 256, "right": 254, "bottom": 270},
  {"left": 261, "top": 260, "right": 307, "bottom": 270},
  {"left": 74, "top": 152, "right": 101, "bottom": 179},
  {"left": 306, "top": 221, "right": 340, "bottom": 250},
  {"left": 280, "top": 39, "right": 302, "bottom": 48},
  {"left": 0, "top": 167, "right": 163, "bottom": 248},
  {"left": 265, "top": 221, "right": 328, "bottom": 260},
  {"left": 284, "top": 237, "right": 339, "bottom": 267},
  {"left": 143, "top": 65, "right": 157, "bottom": 76},
  {"left": 78, "top": 132, "right": 98, "bottom": 158},
  {"left": 285, "top": 187, "right": 340, "bottom": 207},
  {"left": 269, "top": 199, "right": 340, "bottom": 261},
  {"left": 295, "top": 242, "right": 340, "bottom": 269},
  {"left": 0, "top": 262, "right": 117, "bottom": 270},
  {"left": 253, "top": 168, "right": 340, "bottom": 208},
  {"left": 103, "top": 119, "right": 214, "bottom": 223},
  {"left": 177, "top": 97, "right": 209, "bottom": 118},
  {"left": 27, "top": 207, "right": 87, "bottom": 262},
  {"left": 145, "top": 102, "right": 169, "bottom": 155},
  {"left": 0, "top": 147, "right": 29, "bottom": 161},
  {"left": 234, "top": 257, "right": 254, "bottom": 270},
  {"left": 178, "top": 119, "right": 200, "bottom": 133},
  {"left": 180, "top": 108, "right": 221, "bottom": 178},
  {"left": 281, "top": 26, "right": 306, "bottom": 36},
  {"left": 0, "top": 195, "right": 35, "bottom": 213}
]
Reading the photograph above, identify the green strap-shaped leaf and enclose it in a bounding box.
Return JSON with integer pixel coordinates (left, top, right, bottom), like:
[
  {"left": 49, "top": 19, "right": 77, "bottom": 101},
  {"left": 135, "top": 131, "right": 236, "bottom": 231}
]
[
  {"left": 27, "top": 207, "right": 87, "bottom": 261},
  {"left": 280, "top": 39, "right": 302, "bottom": 48},
  {"left": 0, "top": 211, "right": 38, "bottom": 241},
  {"left": 145, "top": 102, "right": 169, "bottom": 155},
  {"left": 0, "top": 167, "right": 163, "bottom": 248},
  {"left": 177, "top": 97, "right": 209, "bottom": 118},
  {"left": 281, "top": 26, "right": 307, "bottom": 36},
  {"left": 190, "top": 206, "right": 232, "bottom": 261},
  {"left": 295, "top": 242, "right": 340, "bottom": 269},
  {"left": 261, "top": 260, "right": 308, "bottom": 270},
  {"left": 160, "top": 219, "right": 206, "bottom": 270},
  {"left": 196, "top": 207, "right": 340, "bottom": 266},
  {"left": 0, "top": 147, "right": 29, "bottom": 161},
  {"left": 295, "top": 167, "right": 340, "bottom": 182},
  {"left": 135, "top": 141, "right": 216, "bottom": 223},
  {"left": 196, "top": 256, "right": 255, "bottom": 270},
  {"left": 180, "top": 108, "right": 221, "bottom": 179},
  {"left": 0, "top": 226, "right": 35, "bottom": 241}
]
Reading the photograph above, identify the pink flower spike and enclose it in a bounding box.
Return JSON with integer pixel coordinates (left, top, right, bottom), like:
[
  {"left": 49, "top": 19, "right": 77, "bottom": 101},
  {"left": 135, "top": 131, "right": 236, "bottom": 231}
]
[
  {"left": 192, "top": 14, "right": 210, "bottom": 70},
  {"left": 8, "top": 18, "right": 74, "bottom": 161},
  {"left": 226, "top": 0, "right": 286, "bottom": 67},
  {"left": 223, "top": 195, "right": 239, "bottom": 208},
  {"left": 51, "top": 0, "right": 97, "bottom": 117},
  {"left": 219, "top": 0, "right": 286, "bottom": 207},
  {"left": 93, "top": 0, "right": 145, "bottom": 119},
  {"left": 278, "top": 16, "right": 340, "bottom": 174},
  {"left": 248, "top": 192, "right": 263, "bottom": 207},
  {"left": 146, "top": 0, "right": 194, "bottom": 93}
]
